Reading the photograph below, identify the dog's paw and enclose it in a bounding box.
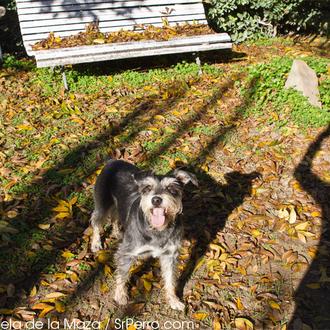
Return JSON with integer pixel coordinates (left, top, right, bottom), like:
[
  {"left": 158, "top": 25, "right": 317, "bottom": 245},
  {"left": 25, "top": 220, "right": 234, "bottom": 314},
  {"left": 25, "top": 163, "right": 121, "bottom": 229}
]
[
  {"left": 168, "top": 296, "right": 185, "bottom": 311},
  {"left": 114, "top": 288, "right": 128, "bottom": 305},
  {"left": 91, "top": 240, "right": 103, "bottom": 253}
]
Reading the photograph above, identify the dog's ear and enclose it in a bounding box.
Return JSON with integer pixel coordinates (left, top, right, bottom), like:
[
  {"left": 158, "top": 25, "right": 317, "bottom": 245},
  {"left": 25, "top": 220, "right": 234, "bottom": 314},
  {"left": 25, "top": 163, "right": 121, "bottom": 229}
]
[
  {"left": 173, "top": 169, "right": 198, "bottom": 187},
  {"left": 132, "top": 170, "right": 154, "bottom": 185}
]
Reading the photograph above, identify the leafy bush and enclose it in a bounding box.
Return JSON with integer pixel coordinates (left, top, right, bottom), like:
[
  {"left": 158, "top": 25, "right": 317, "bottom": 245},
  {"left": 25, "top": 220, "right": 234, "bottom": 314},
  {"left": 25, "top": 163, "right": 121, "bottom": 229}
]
[
  {"left": 206, "top": 0, "right": 329, "bottom": 42},
  {"left": 0, "top": 0, "right": 24, "bottom": 54}
]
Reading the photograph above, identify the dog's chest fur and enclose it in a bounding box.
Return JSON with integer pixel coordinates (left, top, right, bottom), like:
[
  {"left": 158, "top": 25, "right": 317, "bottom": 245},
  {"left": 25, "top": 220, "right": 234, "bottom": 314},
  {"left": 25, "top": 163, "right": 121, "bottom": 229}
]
[{"left": 130, "top": 240, "right": 179, "bottom": 258}]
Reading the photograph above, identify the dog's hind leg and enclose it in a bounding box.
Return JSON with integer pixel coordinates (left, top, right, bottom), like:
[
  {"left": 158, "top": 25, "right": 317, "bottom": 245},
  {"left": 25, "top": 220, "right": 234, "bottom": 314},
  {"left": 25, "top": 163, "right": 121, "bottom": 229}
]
[
  {"left": 90, "top": 208, "right": 109, "bottom": 252},
  {"left": 108, "top": 206, "right": 122, "bottom": 239}
]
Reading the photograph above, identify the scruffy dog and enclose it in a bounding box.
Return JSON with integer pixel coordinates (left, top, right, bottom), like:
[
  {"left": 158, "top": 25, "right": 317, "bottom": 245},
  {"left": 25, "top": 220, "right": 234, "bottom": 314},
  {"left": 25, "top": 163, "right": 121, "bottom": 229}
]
[{"left": 90, "top": 160, "right": 198, "bottom": 311}]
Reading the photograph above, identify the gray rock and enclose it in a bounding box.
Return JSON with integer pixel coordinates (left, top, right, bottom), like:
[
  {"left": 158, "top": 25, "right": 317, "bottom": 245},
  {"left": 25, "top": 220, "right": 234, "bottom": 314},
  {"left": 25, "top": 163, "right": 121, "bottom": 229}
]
[{"left": 285, "top": 59, "right": 322, "bottom": 108}]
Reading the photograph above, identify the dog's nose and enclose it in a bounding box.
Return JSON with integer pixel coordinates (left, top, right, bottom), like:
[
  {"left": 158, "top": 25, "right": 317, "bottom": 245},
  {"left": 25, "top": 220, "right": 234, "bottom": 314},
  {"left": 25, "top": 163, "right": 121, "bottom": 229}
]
[{"left": 151, "top": 196, "right": 162, "bottom": 206}]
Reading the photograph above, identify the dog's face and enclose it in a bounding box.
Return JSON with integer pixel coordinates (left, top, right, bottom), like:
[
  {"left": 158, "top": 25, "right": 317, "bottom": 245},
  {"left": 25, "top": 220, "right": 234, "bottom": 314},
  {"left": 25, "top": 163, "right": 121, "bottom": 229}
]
[{"left": 133, "top": 169, "right": 198, "bottom": 231}]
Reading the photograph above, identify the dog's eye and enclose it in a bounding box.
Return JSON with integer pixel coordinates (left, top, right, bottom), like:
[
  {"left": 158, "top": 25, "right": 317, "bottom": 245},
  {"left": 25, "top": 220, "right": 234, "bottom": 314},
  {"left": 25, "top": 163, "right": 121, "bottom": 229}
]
[
  {"left": 167, "top": 186, "right": 179, "bottom": 196},
  {"left": 142, "top": 185, "right": 152, "bottom": 194}
]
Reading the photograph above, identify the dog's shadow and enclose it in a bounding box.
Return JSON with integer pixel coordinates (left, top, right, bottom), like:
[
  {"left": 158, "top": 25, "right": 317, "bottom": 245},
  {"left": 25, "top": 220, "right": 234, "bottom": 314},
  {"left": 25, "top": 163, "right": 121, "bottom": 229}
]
[{"left": 178, "top": 169, "right": 259, "bottom": 297}]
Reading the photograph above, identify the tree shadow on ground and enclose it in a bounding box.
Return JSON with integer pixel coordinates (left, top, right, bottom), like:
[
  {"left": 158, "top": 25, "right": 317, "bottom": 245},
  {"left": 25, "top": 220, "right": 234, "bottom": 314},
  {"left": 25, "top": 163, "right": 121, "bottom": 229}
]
[
  {"left": 178, "top": 170, "right": 259, "bottom": 297},
  {"left": 66, "top": 49, "right": 246, "bottom": 78},
  {"left": 289, "top": 125, "right": 330, "bottom": 330}
]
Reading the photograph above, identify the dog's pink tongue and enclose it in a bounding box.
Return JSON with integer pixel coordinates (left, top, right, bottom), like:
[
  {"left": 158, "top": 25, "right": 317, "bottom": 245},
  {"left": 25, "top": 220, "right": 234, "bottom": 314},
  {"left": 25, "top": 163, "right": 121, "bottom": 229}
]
[{"left": 151, "top": 208, "right": 165, "bottom": 227}]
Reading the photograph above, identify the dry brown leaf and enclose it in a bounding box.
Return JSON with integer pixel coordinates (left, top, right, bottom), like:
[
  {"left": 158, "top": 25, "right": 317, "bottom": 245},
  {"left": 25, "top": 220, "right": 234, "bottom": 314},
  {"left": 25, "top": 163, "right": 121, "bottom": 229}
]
[
  {"left": 204, "top": 301, "right": 224, "bottom": 311},
  {"left": 44, "top": 292, "right": 66, "bottom": 299}
]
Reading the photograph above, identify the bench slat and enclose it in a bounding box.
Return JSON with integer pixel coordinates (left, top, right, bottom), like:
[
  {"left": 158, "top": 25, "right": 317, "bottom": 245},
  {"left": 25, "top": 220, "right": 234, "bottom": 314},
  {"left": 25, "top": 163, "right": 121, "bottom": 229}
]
[
  {"left": 17, "top": 0, "right": 199, "bottom": 3},
  {"left": 36, "top": 41, "right": 232, "bottom": 67},
  {"left": 34, "top": 33, "right": 231, "bottom": 58},
  {"left": 22, "top": 16, "right": 206, "bottom": 35},
  {"left": 18, "top": 4, "right": 204, "bottom": 22},
  {"left": 17, "top": 0, "right": 202, "bottom": 11}
]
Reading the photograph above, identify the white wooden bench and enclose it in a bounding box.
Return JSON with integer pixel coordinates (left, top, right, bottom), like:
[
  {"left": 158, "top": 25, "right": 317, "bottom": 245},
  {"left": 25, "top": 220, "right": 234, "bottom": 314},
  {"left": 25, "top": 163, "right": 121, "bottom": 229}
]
[{"left": 16, "top": 0, "right": 232, "bottom": 68}]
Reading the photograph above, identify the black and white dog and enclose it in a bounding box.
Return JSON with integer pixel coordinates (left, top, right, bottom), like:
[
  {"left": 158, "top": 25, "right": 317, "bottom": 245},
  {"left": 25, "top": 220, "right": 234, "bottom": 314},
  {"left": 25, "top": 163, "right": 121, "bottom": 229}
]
[{"left": 90, "top": 160, "right": 198, "bottom": 311}]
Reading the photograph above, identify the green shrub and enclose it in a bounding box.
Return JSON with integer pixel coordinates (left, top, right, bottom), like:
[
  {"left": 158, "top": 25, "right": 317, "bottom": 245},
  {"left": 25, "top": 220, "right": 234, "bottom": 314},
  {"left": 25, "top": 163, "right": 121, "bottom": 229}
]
[
  {"left": 0, "top": 0, "right": 24, "bottom": 54},
  {"left": 206, "top": 0, "right": 329, "bottom": 42}
]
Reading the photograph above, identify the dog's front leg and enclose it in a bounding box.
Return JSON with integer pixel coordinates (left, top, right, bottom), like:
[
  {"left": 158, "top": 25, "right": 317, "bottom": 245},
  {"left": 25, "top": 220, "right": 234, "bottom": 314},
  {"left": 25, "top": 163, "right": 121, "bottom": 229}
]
[
  {"left": 114, "top": 249, "right": 134, "bottom": 305},
  {"left": 160, "top": 253, "right": 185, "bottom": 311}
]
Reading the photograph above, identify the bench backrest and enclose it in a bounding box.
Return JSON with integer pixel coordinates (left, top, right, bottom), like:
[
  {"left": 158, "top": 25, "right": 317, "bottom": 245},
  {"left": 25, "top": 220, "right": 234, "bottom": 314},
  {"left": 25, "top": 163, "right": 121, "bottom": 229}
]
[{"left": 16, "top": 0, "right": 208, "bottom": 55}]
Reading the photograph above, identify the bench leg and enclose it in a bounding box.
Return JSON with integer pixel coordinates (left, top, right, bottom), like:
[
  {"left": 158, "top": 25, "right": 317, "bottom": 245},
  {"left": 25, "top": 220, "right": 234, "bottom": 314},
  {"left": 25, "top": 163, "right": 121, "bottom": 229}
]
[
  {"left": 195, "top": 55, "right": 202, "bottom": 76},
  {"left": 60, "top": 67, "right": 69, "bottom": 91}
]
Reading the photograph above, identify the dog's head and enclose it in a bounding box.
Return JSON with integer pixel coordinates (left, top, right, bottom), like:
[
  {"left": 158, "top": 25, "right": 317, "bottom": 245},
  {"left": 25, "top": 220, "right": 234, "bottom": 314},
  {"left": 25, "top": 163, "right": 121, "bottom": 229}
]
[{"left": 133, "top": 169, "right": 198, "bottom": 231}]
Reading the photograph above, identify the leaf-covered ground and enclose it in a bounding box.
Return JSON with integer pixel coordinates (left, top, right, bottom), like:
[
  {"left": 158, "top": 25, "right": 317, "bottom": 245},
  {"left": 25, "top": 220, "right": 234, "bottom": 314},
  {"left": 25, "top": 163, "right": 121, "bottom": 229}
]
[{"left": 0, "top": 37, "right": 329, "bottom": 330}]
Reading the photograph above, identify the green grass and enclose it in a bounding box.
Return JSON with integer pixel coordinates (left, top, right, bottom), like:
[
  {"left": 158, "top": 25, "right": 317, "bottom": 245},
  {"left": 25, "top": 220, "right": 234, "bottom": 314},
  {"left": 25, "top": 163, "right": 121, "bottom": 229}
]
[
  {"left": 246, "top": 37, "right": 294, "bottom": 47},
  {"left": 32, "top": 61, "right": 224, "bottom": 96},
  {"left": 2, "top": 55, "right": 35, "bottom": 71},
  {"left": 241, "top": 56, "right": 330, "bottom": 127}
]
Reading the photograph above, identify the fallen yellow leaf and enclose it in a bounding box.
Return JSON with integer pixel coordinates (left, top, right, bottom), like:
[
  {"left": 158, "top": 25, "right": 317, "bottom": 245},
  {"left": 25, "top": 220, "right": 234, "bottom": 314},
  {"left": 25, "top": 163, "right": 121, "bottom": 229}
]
[
  {"left": 30, "top": 286, "right": 37, "bottom": 297},
  {"left": 288, "top": 205, "right": 297, "bottom": 224},
  {"left": 192, "top": 312, "right": 209, "bottom": 321},
  {"left": 97, "top": 250, "right": 111, "bottom": 264},
  {"left": 104, "top": 264, "right": 112, "bottom": 276},
  {"left": 236, "top": 297, "right": 244, "bottom": 310},
  {"left": 100, "top": 282, "right": 109, "bottom": 293},
  {"left": 269, "top": 300, "right": 281, "bottom": 310},
  {"left": 62, "top": 251, "right": 75, "bottom": 259},
  {"left": 306, "top": 283, "right": 320, "bottom": 289},
  {"left": 142, "top": 279, "right": 152, "bottom": 292},
  {"left": 213, "top": 318, "right": 221, "bottom": 330},
  {"left": 234, "top": 317, "right": 254, "bottom": 330},
  {"left": 38, "top": 223, "right": 51, "bottom": 230},
  {"left": 311, "top": 211, "right": 321, "bottom": 217},
  {"left": 55, "top": 301, "right": 66, "bottom": 313},
  {"left": 32, "top": 302, "right": 52, "bottom": 310},
  {"left": 295, "top": 221, "right": 309, "bottom": 231},
  {"left": 39, "top": 305, "right": 54, "bottom": 318},
  {"left": 52, "top": 204, "right": 69, "bottom": 212},
  {"left": 251, "top": 229, "right": 261, "bottom": 237}
]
